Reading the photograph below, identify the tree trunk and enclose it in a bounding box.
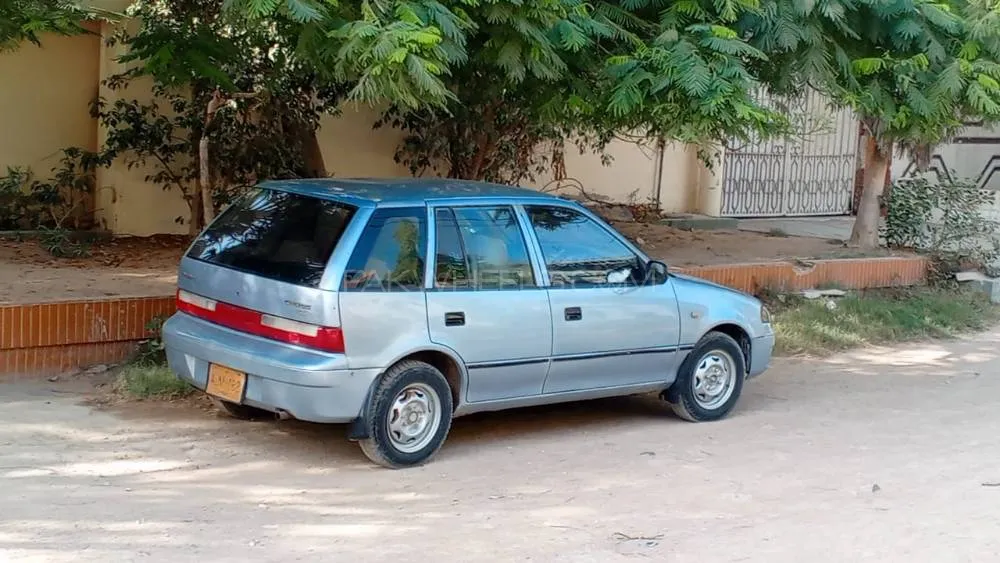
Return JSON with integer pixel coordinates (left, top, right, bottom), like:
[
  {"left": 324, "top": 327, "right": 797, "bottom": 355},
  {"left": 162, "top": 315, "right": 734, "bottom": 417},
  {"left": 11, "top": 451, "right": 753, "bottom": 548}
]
[
  {"left": 848, "top": 138, "right": 890, "bottom": 249},
  {"left": 466, "top": 138, "right": 490, "bottom": 180},
  {"left": 187, "top": 189, "right": 202, "bottom": 237},
  {"left": 301, "top": 128, "right": 328, "bottom": 177},
  {"left": 454, "top": 102, "right": 498, "bottom": 181},
  {"left": 199, "top": 89, "right": 225, "bottom": 226},
  {"left": 914, "top": 143, "right": 931, "bottom": 173}
]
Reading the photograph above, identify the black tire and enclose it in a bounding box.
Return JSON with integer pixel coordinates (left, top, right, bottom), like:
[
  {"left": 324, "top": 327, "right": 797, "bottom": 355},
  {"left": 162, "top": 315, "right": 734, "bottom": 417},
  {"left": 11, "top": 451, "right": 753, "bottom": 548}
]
[
  {"left": 358, "top": 360, "right": 453, "bottom": 469},
  {"left": 664, "top": 331, "right": 746, "bottom": 422},
  {"left": 212, "top": 398, "right": 274, "bottom": 420}
]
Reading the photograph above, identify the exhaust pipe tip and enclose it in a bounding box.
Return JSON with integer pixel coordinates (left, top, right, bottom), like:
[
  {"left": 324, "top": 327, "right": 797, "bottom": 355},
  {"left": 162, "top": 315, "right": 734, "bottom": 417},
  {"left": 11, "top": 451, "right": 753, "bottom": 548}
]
[{"left": 274, "top": 409, "right": 293, "bottom": 421}]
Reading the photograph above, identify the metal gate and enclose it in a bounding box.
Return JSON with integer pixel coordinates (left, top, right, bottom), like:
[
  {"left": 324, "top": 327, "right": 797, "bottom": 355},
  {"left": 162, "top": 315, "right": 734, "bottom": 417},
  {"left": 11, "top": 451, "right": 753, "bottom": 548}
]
[{"left": 720, "top": 88, "right": 860, "bottom": 217}]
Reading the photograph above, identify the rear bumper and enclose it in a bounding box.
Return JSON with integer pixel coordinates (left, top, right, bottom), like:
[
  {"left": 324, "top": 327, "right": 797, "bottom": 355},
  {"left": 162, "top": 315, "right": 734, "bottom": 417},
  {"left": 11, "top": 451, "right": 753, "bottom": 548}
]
[
  {"left": 163, "top": 313, "right": 380, "bottom": 423},
  {"left": 748, "top": 333, "right": 775, "bottom": 379}
]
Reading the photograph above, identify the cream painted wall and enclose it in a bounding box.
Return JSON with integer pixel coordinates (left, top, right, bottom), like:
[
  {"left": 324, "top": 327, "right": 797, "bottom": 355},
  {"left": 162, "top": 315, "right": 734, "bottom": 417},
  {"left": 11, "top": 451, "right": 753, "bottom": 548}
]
[
  {"left": 527, "top": 138, "right": 703, "bottom": 214},
  {"left": 100, "top": 102, "right": 415, "bottom": 235},
  {"left": 105, "top": 114, "right": 710, "bottom": 234},
  {"left": 93, "top": 21, "right": 191, "bottom": 235},
  {"left": 660, "top": 143, "right": 701, "bottom": 213},
  {"left": 320, "top": 116, "right": 707, "bottom": 215},
  {"left": 691, "top": 146, "right": 725, "bottom": 216},
  {"left": 317, "top": 106, "right": 411, "bottom": 178},
  {"left": 99, "top": 101, "right": 414, "bottom": 236},
  {"left": 0, "top": 33, "right": 100, "bottom": 173}
]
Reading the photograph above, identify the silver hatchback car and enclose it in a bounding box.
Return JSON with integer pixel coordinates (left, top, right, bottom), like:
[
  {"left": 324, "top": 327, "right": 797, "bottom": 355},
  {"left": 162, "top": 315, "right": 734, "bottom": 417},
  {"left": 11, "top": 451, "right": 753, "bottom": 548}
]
[{"left": 163, "top": 179, "right": 774, "bottom": 468}]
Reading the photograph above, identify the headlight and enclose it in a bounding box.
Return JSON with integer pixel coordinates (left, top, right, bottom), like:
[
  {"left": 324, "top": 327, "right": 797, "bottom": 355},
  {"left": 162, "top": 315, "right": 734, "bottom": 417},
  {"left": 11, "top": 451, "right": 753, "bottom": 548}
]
[{"left": 760, "top": 305, "right": 772, "bottom": 324}]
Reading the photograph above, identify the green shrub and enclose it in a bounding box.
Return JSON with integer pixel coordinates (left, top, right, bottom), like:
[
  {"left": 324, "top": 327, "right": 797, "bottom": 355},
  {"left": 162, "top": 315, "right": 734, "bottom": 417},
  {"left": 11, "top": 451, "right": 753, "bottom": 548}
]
[
  {"left": 131, "top": 315, "right": 168, "bottom": 366},
  {"left": 115, "top": 364, "right": 191, "bottom": 399},
  {"left": 773, "top": 287, "right": 999, "bottom": 356},
  {"left": 883, "top": 175, "right": 1000, "bottom": 279}
]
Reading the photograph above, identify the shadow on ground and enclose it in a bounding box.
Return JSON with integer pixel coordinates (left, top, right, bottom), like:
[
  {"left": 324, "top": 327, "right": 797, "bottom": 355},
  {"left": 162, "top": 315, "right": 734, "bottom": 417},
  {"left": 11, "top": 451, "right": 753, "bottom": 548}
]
[
  {"left": 96, "top": 391, "right": 679, "bottom": 466},
  {"left": 3, "top": 330, "right": 1000, "bottom": 562}
]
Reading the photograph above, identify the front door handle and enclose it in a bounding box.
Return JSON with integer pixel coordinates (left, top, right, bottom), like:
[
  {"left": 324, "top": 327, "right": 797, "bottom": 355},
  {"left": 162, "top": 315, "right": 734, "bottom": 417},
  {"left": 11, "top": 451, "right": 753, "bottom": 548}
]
[
  {"left": 564, "top": 307, "right": 582, "bottom": 321},
  {"left": 445, "top": 312, "right": 465, "bottom": 326}
]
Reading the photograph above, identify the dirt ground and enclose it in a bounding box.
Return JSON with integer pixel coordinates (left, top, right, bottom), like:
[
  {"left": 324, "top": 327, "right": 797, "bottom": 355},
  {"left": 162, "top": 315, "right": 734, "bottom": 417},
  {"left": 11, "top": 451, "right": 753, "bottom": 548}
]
[
  {"left": 3, "top": 331, "right": 1000, "bottom": 562},
  {"left": 0, "top": 224, "right": 892, "bottom": 304},
  {"left": 0, "top": 236, "right": 186, "bottom": 305}
]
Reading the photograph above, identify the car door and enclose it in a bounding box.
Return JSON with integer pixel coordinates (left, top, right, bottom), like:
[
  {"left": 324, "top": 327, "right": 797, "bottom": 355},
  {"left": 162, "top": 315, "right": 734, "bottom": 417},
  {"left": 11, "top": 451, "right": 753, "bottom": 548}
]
[
  {"left": 339, "top": 206, "right": 432, "bottom": 370},
  {"left": 425, "top": 205, "right": 553, "bottom": 403},
  {"left": 524, "top": 204, "right": 681, "bottom": 394}
]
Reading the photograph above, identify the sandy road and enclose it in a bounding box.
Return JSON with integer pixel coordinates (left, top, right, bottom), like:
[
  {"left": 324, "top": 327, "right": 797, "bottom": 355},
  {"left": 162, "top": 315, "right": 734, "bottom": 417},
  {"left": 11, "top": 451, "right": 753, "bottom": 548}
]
[{"left": 3, "top": 330, "right": 1000, "bottom": 563}]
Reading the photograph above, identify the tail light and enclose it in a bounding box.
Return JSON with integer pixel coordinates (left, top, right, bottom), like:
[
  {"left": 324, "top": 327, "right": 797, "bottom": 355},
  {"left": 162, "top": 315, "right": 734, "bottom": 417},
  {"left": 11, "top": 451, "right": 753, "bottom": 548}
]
[{"left": 176, "top": 289, "right": 345, "bottom": 353}]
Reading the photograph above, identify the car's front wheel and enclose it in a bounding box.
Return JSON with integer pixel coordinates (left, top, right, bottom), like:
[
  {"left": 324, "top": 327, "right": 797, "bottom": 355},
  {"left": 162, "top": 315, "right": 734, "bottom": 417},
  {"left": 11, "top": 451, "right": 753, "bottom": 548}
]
[
  {"left": 358, "top": 360, "right": 453, "bottom": 469},
  {"left": 664, "top": 331, "right": 746, "bottom": 422}
]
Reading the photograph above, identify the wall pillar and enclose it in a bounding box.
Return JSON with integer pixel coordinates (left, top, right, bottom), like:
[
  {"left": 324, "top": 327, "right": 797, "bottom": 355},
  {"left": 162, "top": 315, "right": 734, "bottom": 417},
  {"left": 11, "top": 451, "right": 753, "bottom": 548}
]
[
  {"left": 92, "top": 19, "right": 121, "bottom": 233},
  {"left": 694, "top": 145, "right": 725, "bottom": 216}
]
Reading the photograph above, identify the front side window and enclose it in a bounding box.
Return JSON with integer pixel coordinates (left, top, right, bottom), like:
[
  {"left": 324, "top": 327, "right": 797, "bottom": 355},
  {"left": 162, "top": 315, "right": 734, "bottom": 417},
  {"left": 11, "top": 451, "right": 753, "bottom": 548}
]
[
  {"left": 434, "top": 206, "right": 535, "bottom": 290},
  {"left": 342, "top": 207, "right": 427, "bottom": 291},
  {"left": 526, "top": 205, "right": 643, "bottom": 288}
]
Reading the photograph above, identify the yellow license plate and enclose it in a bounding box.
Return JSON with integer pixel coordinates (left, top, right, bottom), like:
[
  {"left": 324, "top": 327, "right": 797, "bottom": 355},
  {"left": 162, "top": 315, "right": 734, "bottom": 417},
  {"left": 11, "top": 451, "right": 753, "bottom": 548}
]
[{"left": 206, "top": 364, "right": 247, "bottom": 403}]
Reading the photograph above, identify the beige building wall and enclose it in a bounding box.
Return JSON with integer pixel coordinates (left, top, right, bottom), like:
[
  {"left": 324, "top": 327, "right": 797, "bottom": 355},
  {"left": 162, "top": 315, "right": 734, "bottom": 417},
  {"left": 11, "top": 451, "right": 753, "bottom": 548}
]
[
  {"left": 691, "top": 146, "right": 726, "bottom": 217},
  {"left": 660, "top": 143, "right": 703, "bottom": 213},
  {"left": 92, "top": 20, "right": 191, "bottom": 235},
  {"left": 92, "top": 33, "right": 413, "bottom": 235},
  {"left": 317, "top": 106, "right": 410, "bottom": 178},
  {"left": 0, "top": 31, "right": 100, "bottom": 174},
  {"left": 97, "top": 104, "right": 412, "bottom": 236},
  {"left": 527, "top": 137, "right": 705, "bottom": 214}
]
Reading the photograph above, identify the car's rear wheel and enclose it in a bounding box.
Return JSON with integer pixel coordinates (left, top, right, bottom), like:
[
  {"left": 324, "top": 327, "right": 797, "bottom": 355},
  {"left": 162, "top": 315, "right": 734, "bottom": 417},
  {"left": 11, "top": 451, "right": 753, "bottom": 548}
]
[
  {"left": 212, "top": 398, "right": 274, "bottom": 420},
  {"left": 664, "top": 331, "right": 745, "bottom": 422},
  {"left": 358, "top": 360, "right": 453, "bottom": 469}
]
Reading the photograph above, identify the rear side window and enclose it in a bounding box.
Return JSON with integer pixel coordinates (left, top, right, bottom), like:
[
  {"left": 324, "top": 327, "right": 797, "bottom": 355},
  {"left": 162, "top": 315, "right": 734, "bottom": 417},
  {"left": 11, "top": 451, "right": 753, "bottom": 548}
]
[
  {"left": 434, "top": 208, "right": 472, "bottom": 288},
  {"left": 433, "top": 206, "right": 535, "bottom": 290},
  {"left": 187, "top": 188, "right": 355, "bottom": 288},
  {"left": 342, "top": 207, "right": 427, "bottom": 291}
]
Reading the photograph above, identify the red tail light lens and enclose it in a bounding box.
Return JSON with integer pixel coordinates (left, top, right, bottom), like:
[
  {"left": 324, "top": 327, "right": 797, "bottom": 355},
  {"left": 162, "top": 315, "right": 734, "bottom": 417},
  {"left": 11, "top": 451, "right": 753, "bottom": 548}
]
[{"left": 176, "top": 290, "right": 345, "bottom": 353}]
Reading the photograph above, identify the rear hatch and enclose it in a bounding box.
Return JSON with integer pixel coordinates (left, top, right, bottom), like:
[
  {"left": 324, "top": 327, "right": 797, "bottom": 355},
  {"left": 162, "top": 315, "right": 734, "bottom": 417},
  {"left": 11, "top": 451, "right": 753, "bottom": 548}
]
[{"left": 175, "top": 186, "right": 358, "bottom": 353}]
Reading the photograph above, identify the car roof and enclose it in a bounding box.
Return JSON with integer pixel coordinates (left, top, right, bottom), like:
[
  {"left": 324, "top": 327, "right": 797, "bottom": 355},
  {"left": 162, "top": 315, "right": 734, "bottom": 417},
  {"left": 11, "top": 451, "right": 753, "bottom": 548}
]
[{"left": 258, "top": 177, "right": 571, "bottom": 207}]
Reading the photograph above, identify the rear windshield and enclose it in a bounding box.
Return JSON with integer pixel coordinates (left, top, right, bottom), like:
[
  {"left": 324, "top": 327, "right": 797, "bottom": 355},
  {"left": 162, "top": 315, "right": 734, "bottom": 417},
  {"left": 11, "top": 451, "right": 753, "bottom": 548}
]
[{"left": 187, "top": 188, "right": 356, "bottom": 287}]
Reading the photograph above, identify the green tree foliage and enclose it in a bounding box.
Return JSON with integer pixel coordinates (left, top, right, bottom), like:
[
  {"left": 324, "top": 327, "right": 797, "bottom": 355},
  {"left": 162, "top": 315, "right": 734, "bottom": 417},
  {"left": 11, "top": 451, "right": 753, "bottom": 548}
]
[
  {"left": 0, "top": 0, "right": 91, "bottom": 51},
  {"left": 95, "top": 0, "right": 347, "bottom": 233},
  {"left": 595, "top": 0, "right": 782, "bottom": 144},
  {"left": 233, "top": 0, "right": 789, "bottom": 183},
  {"left": 751, "top": 0, "right": 1000, "bottom": 146},
  {"left": 374, "top": 72, "right": 610, "bottom": 184},
  {"left": 2, "top": 0, "right": 797, "bottom": 213},
  {"left": 743, "top": 0, "right": 1000, "bottom": 248}
]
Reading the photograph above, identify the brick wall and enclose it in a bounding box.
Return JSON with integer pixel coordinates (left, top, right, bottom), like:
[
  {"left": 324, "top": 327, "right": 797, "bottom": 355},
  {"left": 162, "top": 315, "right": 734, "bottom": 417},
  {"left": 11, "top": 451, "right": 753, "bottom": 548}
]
[
  {"left": 675, "top": 256, "right": 928, "bottom": 294},
  {"left": 0, "top": 297, "right": 175, "bottom": 375}
]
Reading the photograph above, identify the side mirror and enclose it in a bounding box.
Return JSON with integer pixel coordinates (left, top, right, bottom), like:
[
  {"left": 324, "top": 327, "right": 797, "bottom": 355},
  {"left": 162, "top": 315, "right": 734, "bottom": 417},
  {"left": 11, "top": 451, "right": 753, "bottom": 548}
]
[{"left": 645, "top": 260, "right": 668, "bottom": 284}]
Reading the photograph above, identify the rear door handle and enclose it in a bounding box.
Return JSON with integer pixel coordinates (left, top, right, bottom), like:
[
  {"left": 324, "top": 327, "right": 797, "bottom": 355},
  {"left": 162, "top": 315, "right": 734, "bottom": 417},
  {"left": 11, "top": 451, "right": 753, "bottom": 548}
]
[
  {"left": 564, "top": 307, "right": 582, "bottom": 321},
  {"left": 445, "top": 312, "right": 465, "bottom": 326}
]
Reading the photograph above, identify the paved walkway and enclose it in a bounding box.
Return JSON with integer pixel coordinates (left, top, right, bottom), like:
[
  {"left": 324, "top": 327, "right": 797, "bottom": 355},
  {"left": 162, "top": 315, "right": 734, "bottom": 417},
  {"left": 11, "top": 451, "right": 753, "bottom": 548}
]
[
  {"left": 3, "top": 331, "right": 1000, "bottom": 562},
  {"left": 739, "top": 216, "right": 855, "bottom": 240}
]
